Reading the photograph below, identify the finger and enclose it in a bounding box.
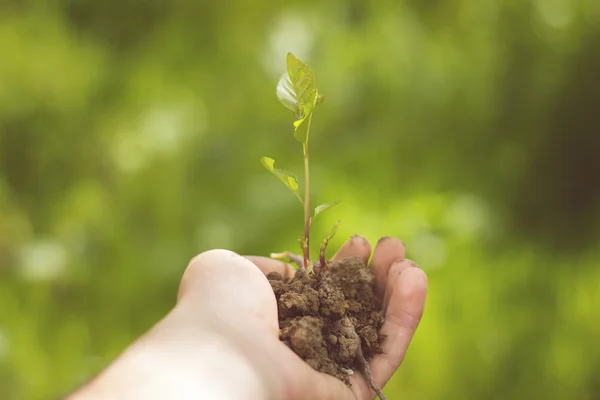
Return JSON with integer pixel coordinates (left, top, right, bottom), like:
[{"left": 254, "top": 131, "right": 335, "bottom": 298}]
[
  {"left": 332, "top": 234, "right": 372, "bottom": 264},
  {"left": 369, "top": 237, "right": 406, "bottom": 299},
  {"left": 244, "top": 255, "right": 296, "bottom": 279},
  {"left": 371, "top": 266, "right": 428, "bottom": 389},
  {"left": 177, "top": 249, "right": 279, "bottom": 334},
  {"left": 382, "top": 259, "right": 416, "bottom": 311}
]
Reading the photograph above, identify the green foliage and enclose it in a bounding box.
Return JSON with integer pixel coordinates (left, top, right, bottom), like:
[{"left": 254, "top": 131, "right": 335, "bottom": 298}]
[
  {"left": 323, "top": 219, "right": 340, "bottom": 245},
  {"left": 270, "top": 52, "right": 331, "bottom": 271},
  {"left": 260, "top": 157, "right": 302, "bottom": 203},
  {"left": 312, "top": 200, "right": 341, "bottom": 224},
  {"left": 276, "top": 52, "right": 322, "bottom": 143},
  {"left": 319, "top": 219, "right": 340, "bottom": 265},
  {"left": 269, "top": 252, "right": 300, "bottom": 270}
]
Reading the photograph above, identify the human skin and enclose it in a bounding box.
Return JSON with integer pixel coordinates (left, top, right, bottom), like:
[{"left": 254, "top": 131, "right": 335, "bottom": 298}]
[{"left": 68, "top": 235, "right": 428, "bottom": 400}]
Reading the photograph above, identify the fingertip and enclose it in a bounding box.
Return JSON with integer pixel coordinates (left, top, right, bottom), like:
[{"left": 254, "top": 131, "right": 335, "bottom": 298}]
[
  {"left": 332, "top": 234, "right": 372, "bottom": 263},
  {"left": 382, "top": 259, "right": 414, "bottom": 310},
  {"left": 409, "top": 262, "right": 428, "bottom": 291},
  {"left": 384, "top": 264, "right": 428, "bottom": 340},
  {"left": 370, "top": 237, "right": 407, "bottom": 298},
  {"left": 179, "top": 249, "right": 247, "bottom": 299},
  {"left": 375, "top": 236, "right": 405, "bottom": 248},
  {"left": 177, "top": 249, "right": 279, "bottom": 331},
  {"left": 400, "top": 261, "right": 428, "bottom": 303}
]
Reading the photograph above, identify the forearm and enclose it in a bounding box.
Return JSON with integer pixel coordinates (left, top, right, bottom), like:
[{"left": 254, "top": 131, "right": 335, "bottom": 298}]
[{"left": 68, "top": 306, "right": 268, "bottom": 400}]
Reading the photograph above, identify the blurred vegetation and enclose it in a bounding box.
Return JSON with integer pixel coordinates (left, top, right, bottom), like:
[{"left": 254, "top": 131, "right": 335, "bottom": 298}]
[{"left": 1, "top": 0, "right": 599, "bottom": 399}]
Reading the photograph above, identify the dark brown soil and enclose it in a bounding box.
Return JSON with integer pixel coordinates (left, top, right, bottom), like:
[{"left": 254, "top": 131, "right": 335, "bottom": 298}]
[{"left": 267, "top": 256, "right": 386, "bottom": 389}]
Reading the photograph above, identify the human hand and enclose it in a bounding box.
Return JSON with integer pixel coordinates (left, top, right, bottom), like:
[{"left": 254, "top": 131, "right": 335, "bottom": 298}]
[{"left": 69, "top": 235, "right": 427, "bottom": 400}]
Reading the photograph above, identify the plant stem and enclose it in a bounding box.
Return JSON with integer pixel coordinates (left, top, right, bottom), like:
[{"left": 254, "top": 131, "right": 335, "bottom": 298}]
[
  {"left": 302, "top": 141, "right": 310, "bottom": 271},
  {"left": 302, "top": 114, "right": 313, "bottom": 273},
  {"left": 319, "top": 240, "right": 327, "bottom": 268}
]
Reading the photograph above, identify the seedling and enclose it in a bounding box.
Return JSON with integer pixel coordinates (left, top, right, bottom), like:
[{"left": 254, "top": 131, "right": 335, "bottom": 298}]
[
  {"left": 262, "top": 53, "right": 340, "bottom": 276},
  {"left": 262, "top": 54, "right": 388, "bottom": 400}
]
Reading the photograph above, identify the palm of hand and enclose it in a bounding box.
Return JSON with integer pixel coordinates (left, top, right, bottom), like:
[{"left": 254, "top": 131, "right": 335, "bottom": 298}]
[{"left": 178, "top": 236, "right": 427, "bottom": 400}]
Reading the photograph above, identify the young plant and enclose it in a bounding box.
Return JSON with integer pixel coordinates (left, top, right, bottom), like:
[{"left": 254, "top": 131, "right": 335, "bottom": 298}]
[{"left": 261, "top": 53, "right": 339, "bottom": 276}]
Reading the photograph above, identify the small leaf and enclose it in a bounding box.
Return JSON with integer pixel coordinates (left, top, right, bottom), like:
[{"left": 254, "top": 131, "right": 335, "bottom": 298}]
[
  {"left": 275, "top": 53, "right": 321, "bottom": 143},
  {"left": 319, "top": 219, "right": 340, "bottom": 267},
  {"left": 276, "top": 74, "right": 301, "bottom": 116},
  {"left": 312, "top": 200, "right": 341, "bottom": 224},
  {"left": 293, "top": 117, "right": 305, "bottom": 129},
  {"left": 286, "top": 53, "right": 316, "bottom": 119},
  {"left": 324, "top": 220, "right": 340, "bottom": 242},
  {"left": 292, "top": 113, "right": 310, "bottom": 142},
  {"left": 261, "top": 157, "right": 303, "bottom": 203},
  {"left": 270, "top": 252, "right": 289, "bottom": 260},
  {"left": 292, "top": 89, "right": 318, "bottom": 143},
  {"left": 270, "top": 252, "right": 299, "bottom": 270}
]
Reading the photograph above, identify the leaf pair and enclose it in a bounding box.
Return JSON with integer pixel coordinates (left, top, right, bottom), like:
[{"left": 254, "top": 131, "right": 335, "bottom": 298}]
[
  {"left": 261, "top": 156, "right": 340, "bottom": 219},
  {"left": 276, "top": 53, "right": 323, "bottom": 143}
]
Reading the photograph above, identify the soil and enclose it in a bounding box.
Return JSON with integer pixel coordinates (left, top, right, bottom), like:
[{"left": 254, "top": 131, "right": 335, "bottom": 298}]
[{"left": 267, "top": 256, "right": 387, "bottom": 398}]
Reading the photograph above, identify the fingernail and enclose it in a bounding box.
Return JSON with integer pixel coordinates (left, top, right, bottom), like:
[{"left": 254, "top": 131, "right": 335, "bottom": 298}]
[
  {"left": 390, "top": 258, "right": 410, "bottom": 278},
  {"left": 350, "top": 234, "right": 369, "bottom": 246},
  {"left": 376, "top": 236, "right": 392, "bottom": 245}
]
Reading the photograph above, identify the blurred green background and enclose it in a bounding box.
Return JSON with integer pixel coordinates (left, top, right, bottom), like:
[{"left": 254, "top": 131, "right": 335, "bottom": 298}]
[{"left": 1, "top": 0, "right": 599, "bottom": 398}]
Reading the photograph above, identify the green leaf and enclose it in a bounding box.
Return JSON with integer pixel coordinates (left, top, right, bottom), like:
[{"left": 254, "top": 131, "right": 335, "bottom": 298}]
[
  {"left": 270, "top": 252, "right": 299, "bottom": 270},
  {"left": 319, "top": 219, "right": 340, "bottom": 266},
  {"left": 261, "top": 157, "right": 303, "bottom": 203},
  {"left": 276, "top": 74, "right": 301, "bottom": 116},
  {"left": 270, "top": 252, "right": 289, "bottom": 260},
  {"left": 311, "top": 200, "right": 341, "bottom": 224},
  {"left": 286, "top": 53, "right": 316, "bottom": 117},
  {"left": 319, "top": 220, "right": 340, "bottom": 264},
  {"left": 323, "top": 220, "right": 340, "bottom": 245},
  {"left": 275, "top": 53, "right": 321, "bottom": 143},
  {"left": 292, "top": 111, "right": 311, "bottom": 143}
]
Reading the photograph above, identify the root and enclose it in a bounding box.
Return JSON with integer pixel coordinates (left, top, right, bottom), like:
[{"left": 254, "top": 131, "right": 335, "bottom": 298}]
[
  {"left": 339, "top": 318, "right": 387, "bottom": 400},
  {"left": 355, "top": 341, "right": 386, "bottom": 400}
]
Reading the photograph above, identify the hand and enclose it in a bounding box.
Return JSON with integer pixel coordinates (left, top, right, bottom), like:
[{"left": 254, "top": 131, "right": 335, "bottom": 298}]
[{"left": 69, "top": 236, "right": 427, "bottom": 400}]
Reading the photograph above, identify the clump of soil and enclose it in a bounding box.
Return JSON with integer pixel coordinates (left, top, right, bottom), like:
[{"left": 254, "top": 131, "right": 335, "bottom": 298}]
[{"left": 267, "top": 256, "right": 387, "bottom": 398}]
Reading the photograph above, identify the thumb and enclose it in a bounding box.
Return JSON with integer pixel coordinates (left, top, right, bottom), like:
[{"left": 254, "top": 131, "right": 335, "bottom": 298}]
[{"left": 177, "top": 249, "right": 279, "bottom": 334}]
